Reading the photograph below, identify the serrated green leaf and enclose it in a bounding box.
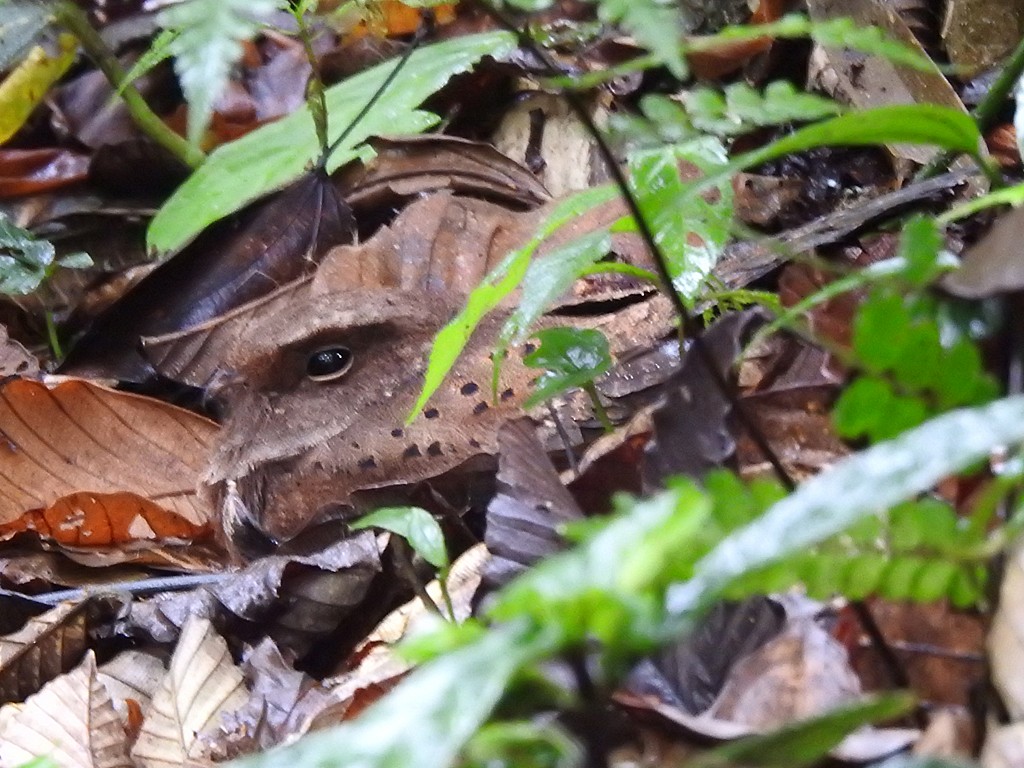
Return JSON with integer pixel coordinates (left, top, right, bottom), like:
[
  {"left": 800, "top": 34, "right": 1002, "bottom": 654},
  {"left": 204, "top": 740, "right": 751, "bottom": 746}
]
[
  {"left": 0, "top": 216, "right": 55, "bottom": 295},
  {"left": 522, "top": 327, "right": 612, "bottom": 407},
  {"left": 597, "top": 0, "right": 686, "bottom": 77},
  {"left": 853, "top": 291, "right": 910, "bottom": 371},
  {"left": 351, "top": 506, "right": 448, "bottom": 569},
  {"left": 671, "top": 396, "right": 1024, "bottom": 614},
  {"left": 624, "top": 136, "right": 732, "bottom": 302},
  {"left": 832, "top": 376, "right": 891, "bottom": 440},
  {"left": 149, "top": 31, "right": 516, "bottom": 256},
  {"left": 117, "top": 28, "right": 179, "bottom": 96},
  {"left": 898, "top": 215, "right": 943, "bottom": 286},
  {"left": 158, "top": 0, "right": 280, "bottom": 147},
  {"left": 682, "top": 80, "right": 841, "bottom": 137}
]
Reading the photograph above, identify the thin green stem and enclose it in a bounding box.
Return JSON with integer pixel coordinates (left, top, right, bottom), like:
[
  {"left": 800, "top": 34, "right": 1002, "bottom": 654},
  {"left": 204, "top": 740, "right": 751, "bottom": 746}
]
[
  {"left": 583, "top": 381, "right": 614, "bottom": 433},
  {"left": 54, "top": 2, "right": 204, "bottom": 169},
  {"left": 44, "top": 310, "right": 62, "bottom": 360},
  {"left": 438, "top": 568, "right": 457, "bottom": 622}
]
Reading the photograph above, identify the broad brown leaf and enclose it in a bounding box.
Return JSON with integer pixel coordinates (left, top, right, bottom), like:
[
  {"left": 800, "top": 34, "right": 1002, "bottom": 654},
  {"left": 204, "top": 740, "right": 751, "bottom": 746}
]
[
  {"left": 0, "top": 651, "right": 131, "bottom": 768},
  {"left": 0, "top": 148, "right": 90, "bottom": 197},
  {"left": 0, "top": 378, "right": 218, "bottom": 546}
]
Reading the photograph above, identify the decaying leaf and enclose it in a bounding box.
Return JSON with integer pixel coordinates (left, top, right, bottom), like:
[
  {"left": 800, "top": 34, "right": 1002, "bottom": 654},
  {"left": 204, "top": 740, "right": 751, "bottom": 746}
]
[
  {"left": 196, "top": 639, "right": 333, "bottom": 759},
  {"left": 122, "top": 531, "right": 383, "bottom": 655},
  {"left": 0, "top": 323, "right": 37, "bottom": 377},
  {"left": 131, "top": 616, "right": 247, "bottom": 768},
  {"left": 0, "top": 378, "right": 218, "bottom": 546},
  {"left": 325, "top": 544, "right": 488, "bottom": 719},
  {"left": 0, "top": 651, "right": 131, "bottom": 768},
  {"left": 943, "top": 206, "right": 1024, "bottom": 298},
  {"left": 807, "top": 0, "right": 969, "bottom": 165},
  {"left": 0, "top": 599, "right": 88, "bottom": 704},
  {"left": 484, "top": 419, "right": 583, "bottom": 590},
  {"left": 97, "top": 649, "right": 167, "bottom": 721}
]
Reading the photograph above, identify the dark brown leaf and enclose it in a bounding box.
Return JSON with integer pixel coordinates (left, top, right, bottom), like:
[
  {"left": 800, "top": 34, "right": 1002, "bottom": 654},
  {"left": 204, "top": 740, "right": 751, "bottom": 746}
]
[{"left": 0, "top": 600, "right": 88, "bottom": 704}]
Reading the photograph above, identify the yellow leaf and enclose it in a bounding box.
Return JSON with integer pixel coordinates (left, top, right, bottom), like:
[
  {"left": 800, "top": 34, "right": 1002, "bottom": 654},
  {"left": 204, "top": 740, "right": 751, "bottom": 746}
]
[{"left": 0, "top": 33, "right": 78, "bottom": 145}]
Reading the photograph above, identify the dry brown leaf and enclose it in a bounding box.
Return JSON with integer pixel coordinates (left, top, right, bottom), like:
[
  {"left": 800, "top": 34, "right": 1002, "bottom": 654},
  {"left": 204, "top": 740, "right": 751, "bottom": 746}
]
[
  {"left": 131, "top": 616, "right": 247, "bottom": 768},
  {"left": 323, "top": 544, "right": 488, "bottom": 719},
  {"left": 0, "top": 378, "right": 218, "bottom": 546},
  {"left": 989, "top": 539, "right": 1024, "bottom": 720},
  {"left": 0, "top": 651, "right": 131, "bottom": 768},
  {"left": 0, "top": 600, "right": 88, "bottom": 704},
  {"left": 0, "top": 326, "right": 38, "bottom": 378}
]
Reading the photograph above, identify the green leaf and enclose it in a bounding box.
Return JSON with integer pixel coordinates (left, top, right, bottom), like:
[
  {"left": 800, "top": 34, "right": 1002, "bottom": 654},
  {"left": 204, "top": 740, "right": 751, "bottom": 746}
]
[
  {"left": 898, "top": 215, "right": 943, "bottom": 286},
  {"left": 852, "top": 291, "right": 910, "bottom": 371},
  {"left": 691, "top": 693, "right": 915, "bottom": 768},
  {"left": 158, "top": 0, "right": 280, "bottom": 147},
  {"left": 624, "top": 136, "right": 732, "bottom": 302},
  {"left": 499, "top": 230, "right": 612, "bottom": 349},
  {"left": 56, "top": 252, "right": 93, "bottom": 270},
  {"left": 409, "top": 184, "right": 618, "bottom": 420},
  {"left": 691, "top": 15, "right": 933, "bottom": 72},
  {"left": 351, "top": 506, "right": 448, "bottom": 569},
  {"left": 148, "top": 31, "right": 516, "bottom": 256},
  {"left": 596, "top": 0, "right": 686, "bottom": 77},
  {"left": 0, "top": 32, "right": 77, "bottom": 144},
  {"left": 232, "top": 621, "right": 548, "bottom": 768},
  {"left": 462, "top": 720, "right": 582, "bottom": 768},
  {"left": 671, "top": 396, "right": 1024, "bottom": 614},
  {"left": 522, "top": 327, "right": 612, "bottom": 408},
  {"left": 682, "top": 80, "right": 841, "bottom": 136},
  {"left": 117, "top": 28, "right": 179, "bottom": 96},
  {"left": 489, "top": 484, "right": 712, "bottom": 649},
  {"left": 0, "top": 216, "right": 55, "bottom": 295}
]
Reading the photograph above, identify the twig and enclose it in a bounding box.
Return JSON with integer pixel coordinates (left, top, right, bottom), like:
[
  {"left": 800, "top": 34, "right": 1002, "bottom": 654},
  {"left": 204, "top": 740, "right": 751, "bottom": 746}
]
[{"left": 54, "top": 2, "right": 204, "bottom": 169}]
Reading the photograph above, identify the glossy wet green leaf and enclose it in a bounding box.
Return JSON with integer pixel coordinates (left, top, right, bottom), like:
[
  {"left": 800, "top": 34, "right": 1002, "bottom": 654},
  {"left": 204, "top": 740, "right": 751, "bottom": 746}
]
[
  {"left": 149, "top": 31, "right": 516, "bottom": 256},
  {"left": 522, "top": 327, "right": 612, "bottom": 407},
  {"left": 352, "top": 506, "right": 448, "bottom": 569}
]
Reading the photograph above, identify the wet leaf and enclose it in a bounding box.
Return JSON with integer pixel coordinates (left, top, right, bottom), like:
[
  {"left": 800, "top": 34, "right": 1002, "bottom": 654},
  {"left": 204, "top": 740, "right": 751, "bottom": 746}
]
[
  {"left": 670, "top": 396, "right": 1024, "bottom": 615},
  {"left": 0, "top": 148, "right": 90, "bottom": 197},
  {"left": 352, "top": 507, "right": 448, "bottom": 569},
  {"left": 0, "top": 651, "right": 132, "bottom": 768},
  {"left": 148, "top": 31, "right": 516, "bottom": 255},
  {"left": 523, "top": 327, "right": 612, "bottom": 407}
]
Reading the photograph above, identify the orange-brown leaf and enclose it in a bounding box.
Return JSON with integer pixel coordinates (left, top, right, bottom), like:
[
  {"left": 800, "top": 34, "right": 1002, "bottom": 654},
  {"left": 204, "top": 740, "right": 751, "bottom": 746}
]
[{"left": 0, "top": 378, "right": 218, "bottom": 545}]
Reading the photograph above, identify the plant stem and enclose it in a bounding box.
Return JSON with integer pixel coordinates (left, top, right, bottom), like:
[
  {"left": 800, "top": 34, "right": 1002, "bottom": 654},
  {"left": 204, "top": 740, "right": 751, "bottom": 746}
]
[
  {"left": 44, "top": 310, "right": 62, "bottom": 361},
  {"left": 54, "top": 2, "right": 204, "bottom": 169},
  {"left": 583, "top": 381, "right": 614, "bottom": 433},
  {"left": 438, "top": 568, "right": 457, "bottom": 622}
]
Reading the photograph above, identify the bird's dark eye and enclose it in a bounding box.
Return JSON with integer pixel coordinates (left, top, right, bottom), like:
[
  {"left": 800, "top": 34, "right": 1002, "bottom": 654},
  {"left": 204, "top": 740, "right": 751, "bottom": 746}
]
[{"left": 306, "top": 346, "right": 353, "bottom": 381}]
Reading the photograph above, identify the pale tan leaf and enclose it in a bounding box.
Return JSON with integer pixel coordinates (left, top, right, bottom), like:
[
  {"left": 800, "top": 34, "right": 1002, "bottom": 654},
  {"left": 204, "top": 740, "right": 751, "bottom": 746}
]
[
  {"left": 989, "top": 539, "right": 1024, "bottom": 719},
  {"left": 0, "top": 378, "right": 219, "bottom": 541},
  {"left": 97, "top": 649, "right": 167, "bottom": 718},
  {"left": 131, "top": 617, "right": 247, "bottom": 768},
  {"left": 0, "top": 600, "right": 88, "bottom": 703},
  {"left": 0, "top": 651, "right": 131, "bottom": 768}
]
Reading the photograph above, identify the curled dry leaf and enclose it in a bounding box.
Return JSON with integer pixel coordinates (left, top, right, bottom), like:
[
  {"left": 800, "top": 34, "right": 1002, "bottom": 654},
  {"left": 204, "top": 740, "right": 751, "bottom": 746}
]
[
  {"left": 122, "top": 531, "right": 383, "bottom": 656},
  {"left": 200, "top": 639, "right": 335, "bottom": 759},
  {"left": 0, "top": 651, "right": 131, "bottom": 768},
  {"left": 131, "top": 616, "right": 247, "bottom": 768},
  {"left": 484, "top": 420, "right": 583, "bottom": 590},
  {"left": 0, "top": 378, "right": 218, "bottom": 547},
  {"left": 325, "top": 544, "right": 489, "bottom": 720},
  {"left": 0, "top": 599, "right": 88, "bottom": 704}
]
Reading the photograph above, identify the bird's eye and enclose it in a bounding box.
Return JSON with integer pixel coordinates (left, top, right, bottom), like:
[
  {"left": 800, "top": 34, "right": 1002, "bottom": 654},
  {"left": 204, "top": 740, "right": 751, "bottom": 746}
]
[{"left": 306, "top": 346, "right": 353, "bottom": 381}]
